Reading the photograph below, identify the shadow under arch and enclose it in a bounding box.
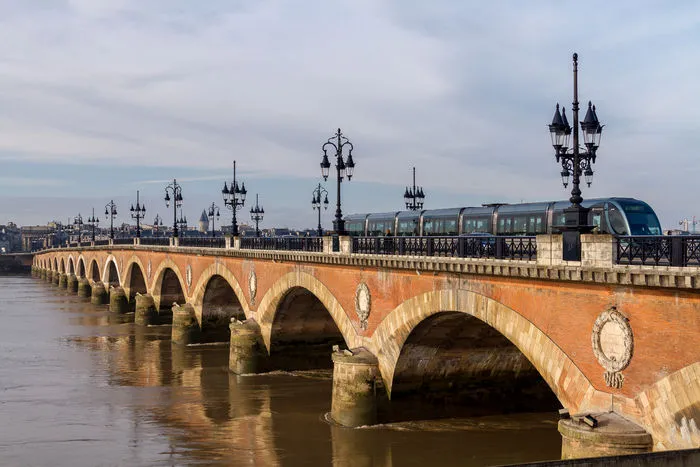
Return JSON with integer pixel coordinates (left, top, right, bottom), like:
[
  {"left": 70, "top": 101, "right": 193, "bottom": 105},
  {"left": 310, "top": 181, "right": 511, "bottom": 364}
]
[
  {"left": 191, "top": 263, "right": 250, "bottom": 322},
  {"left": 122, "top": 256, "right": 148, "bottom": 302},
  {"left": 76, "top": 256, "right": 86, "bottom": 278},
  {"left": 67, "top": 256, "right": 75, "bottom": 275},
  {"left": 256, "top": 271, "right": 359, "bottom": 352},
  {"left": 89, "top": 259, "right": 101, "bottom": 283},
  {"left": 150, "top": 259, "right": 186, "bottom": 313},
  {"left": 102, "top": 255, "right": 121, "bottom": 288},
  {"left": 256, "top": 272, "right": 355, "bottom": 371},
  {"left": 370, "top": 289, "right": 600, "bottom": 415},
  {"left": 197, "top": 274, "right": 246, "bottom": 343},
  {"left": 59, "top": 257, "right": 65, "bottom": 273},
  {"left": 52, "top": 257, "right": 58, "bottom": 272}
]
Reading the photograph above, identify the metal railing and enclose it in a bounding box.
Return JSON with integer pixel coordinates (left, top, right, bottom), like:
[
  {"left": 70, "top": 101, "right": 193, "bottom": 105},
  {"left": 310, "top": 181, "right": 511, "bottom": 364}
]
[
  {"left": 351, "top": 235, "right": 537, "bottom": 260},
  {"left": 616, "top": 236, "right": 700, "bottom": 267},
  {"left": 179, "top": 237, "right": 225, "bottom": 248},
  {"left": 240, "top": 236, "right": 323, "bottom": 252},
  {"left": 139, "top": 237, "right": 171, "bottom": 246},
  {"left": 112, "top": 238, "right": 134, "bottom": 245}
]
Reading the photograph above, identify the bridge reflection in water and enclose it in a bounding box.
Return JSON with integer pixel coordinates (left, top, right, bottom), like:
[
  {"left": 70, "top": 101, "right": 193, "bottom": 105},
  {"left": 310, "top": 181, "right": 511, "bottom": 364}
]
[{"left": 61, "top": 298, "right": 561, "bottom": 466}]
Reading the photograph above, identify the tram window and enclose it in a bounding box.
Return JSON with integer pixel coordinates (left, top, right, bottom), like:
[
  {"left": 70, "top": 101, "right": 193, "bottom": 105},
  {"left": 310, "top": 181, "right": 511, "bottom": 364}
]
[
  {"left": 445, "top": 219, "right": 458, "bottom": 235},
  {"left": 607, "top": 205, "right": 628, "bottom": 235},
  {"left": 536, "top": 217, "right": 543, "bottom": 233}
]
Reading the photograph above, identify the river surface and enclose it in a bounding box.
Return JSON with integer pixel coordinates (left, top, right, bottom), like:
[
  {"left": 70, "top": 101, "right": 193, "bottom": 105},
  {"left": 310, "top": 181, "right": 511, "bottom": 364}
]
[{"left": 0, "top": 275, "right": 561, "bottom": 466}]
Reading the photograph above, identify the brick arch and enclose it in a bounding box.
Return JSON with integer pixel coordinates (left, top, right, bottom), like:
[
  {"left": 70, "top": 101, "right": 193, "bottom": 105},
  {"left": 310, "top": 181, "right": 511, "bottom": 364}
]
[
  {"left": 256, "top": 271, "right": 359, "bottom": 351},
  {"left": 369, "top": 289, "right": 601, "bottom": 414},
  {"left": 59, "top": 257, "right": 65, "bottom": 273},
  {"left": 191, "top": 263, "right": 250, "bottom": 325},
  {"left": 102, "top": 254, "right": 121, "bottom": 286},
  {"left": 53, "top": 257, "right": 58, "bottom": 271},
  {"left": 67, "top": 255, "right": 75, "bottom": 275},
  {"left": 150, "top": 258, "right": 187, "bottom": 311},
  {"left": 122, "top": 255, "right": 149, "bottom": 299}
]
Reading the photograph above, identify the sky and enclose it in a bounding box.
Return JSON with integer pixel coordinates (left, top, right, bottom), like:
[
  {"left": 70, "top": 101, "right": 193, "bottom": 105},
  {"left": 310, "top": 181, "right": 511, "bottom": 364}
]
[{"left": 1, "top": 1, "right": 699, "bottom": 231}]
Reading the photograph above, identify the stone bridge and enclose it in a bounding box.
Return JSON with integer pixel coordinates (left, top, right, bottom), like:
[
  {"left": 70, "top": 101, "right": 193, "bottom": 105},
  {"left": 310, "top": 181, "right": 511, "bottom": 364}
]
[{"left": 31, "top": 234, "right": 700, "bottom": 459}]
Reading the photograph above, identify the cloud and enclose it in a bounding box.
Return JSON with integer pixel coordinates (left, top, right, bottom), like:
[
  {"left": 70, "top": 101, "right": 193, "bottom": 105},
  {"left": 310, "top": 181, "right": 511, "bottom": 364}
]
[{"left": 0, "top": 1, "right": 699, "bottom": 229}]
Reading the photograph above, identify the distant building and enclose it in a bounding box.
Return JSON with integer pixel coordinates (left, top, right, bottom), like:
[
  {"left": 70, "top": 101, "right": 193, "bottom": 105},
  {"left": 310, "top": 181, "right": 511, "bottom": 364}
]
[{"left": 198, "top": 210, "right": 209, "bottom": 233}]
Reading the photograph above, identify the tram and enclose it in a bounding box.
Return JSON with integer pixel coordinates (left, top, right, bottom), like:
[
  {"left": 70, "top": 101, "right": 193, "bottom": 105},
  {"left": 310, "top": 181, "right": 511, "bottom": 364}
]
[{"left": 344, "top": 198, "right": 662, "bottom": 237}]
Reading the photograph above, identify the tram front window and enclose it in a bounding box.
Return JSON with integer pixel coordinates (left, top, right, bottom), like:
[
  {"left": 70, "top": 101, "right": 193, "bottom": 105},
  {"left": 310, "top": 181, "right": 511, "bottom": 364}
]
[{"left": 619, "top": 201, "right": 662, "bottom": 236}]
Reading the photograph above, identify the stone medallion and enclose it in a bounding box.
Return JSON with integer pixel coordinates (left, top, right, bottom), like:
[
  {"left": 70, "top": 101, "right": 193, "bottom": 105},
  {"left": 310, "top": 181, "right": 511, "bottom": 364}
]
[
  {"left": 591, "top": 306, "right": 633, "bottom": 389},
  {"left": 186, "top": 265, "right": 192, "bottom": 288},
  {"left": 355, "top": 283, "right": 371, "bottom": 331},
  {"left": 147, "top": 259, "right": 152, "bottom": 280},
  {"left": 249, "top": 270, "right": 257, "bottom": 306}
]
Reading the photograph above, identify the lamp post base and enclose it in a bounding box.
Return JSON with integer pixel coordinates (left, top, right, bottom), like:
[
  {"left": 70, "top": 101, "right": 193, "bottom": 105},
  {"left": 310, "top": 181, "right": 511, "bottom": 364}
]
[
  {"left": 561, "top": 206, "right": 595, "bottom": 261},
  {"left": 332, "top": 219, "right": 346, "bottom": 236}
]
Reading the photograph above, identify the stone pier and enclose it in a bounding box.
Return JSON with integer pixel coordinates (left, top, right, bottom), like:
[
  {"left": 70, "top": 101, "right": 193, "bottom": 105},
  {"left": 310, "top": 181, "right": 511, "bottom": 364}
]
[
  {"left": 109, "top": 287, "right": 129, "bottom": 313},
  {"left": 172, "top": 303, "right": 200, "bottom": 345},
  {"left": 57, "top": 273, "right": 67, "bottom": 288},
  {"left": 229, "top": 319, "right": 268, "bottom": 375},
  {"left": 77, "top": 278, "right": 91, "bottom": 298},
  {"left": 90, "top": 282, "right": 109, "bottom": 305},
  {"left": 331, "top": 348, "right": 379, "bottom": 428},
  {"left": 559, "top": 412, "right": 653, "bottom": 459},
  {"left": 134, "top": 294, "right": 157, "bottom": 325},
  {"left": 66, "top": 274, "right": 78, "bottom": 293}
]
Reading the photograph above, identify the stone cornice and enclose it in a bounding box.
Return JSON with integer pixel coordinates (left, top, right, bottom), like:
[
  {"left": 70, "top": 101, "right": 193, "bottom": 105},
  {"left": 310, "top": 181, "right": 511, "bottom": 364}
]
[{"left": 36, "top": 245, "right": 700, "bottom": 290}]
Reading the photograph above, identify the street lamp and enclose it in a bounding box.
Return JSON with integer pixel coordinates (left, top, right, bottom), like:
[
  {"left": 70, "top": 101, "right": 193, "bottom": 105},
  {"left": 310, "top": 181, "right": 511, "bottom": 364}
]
[
  {"left": 87, "top": 208, "right": 99, "bottom": 242},
  {"left": 250, "top": 194, "right": 264, "bottom": 237},
  {"left": 130, "top": 190, "right": 146, "bottom": 238},
  {"left": 222, "top": 160, "right": 247, "bottom": 236},
  {"left": 104, "top": 200, "right": 117, "bottom": 239},
  {"left": 311, "top": 183, "right": 329, "bottom": 236},
  {"left": 403, "top": 166, "right": 425, "bottom": 211},
  {"left": 207, "top": 203, "right": 220, "bottom": 237},
  {"left": 549, "top": 53, "right": 604, "bottom": 260},
  {"left": 164, "top": 179, "right": 183, "bottom": 238},
  {"left": 549, "top": 53, "right": 603, "bottom": 230},
  {"left": 73, "top": 213, "right": 83, "bottom": 243},
  {"left": 153, "top": 214, "right": 162, "bottom": 236},
  {"left": 320, "top": 128, "right": 355, "bottom": 234}
]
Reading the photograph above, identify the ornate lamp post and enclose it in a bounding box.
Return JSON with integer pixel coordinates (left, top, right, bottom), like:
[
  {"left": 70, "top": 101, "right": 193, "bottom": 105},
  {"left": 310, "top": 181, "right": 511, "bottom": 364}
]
[
  {"left": 164, "top": 179, "right": 183, "bottom": 238},
  {"left": 320, "top": 128, "right": 355, "bottom": 234},
  {"left": 549, "top": 53, "right": 604, "bottom": 259},
  {"left": 104, "top": 200, "right": 117, "bottom": 239},
  {"left": 153, "top": 214, "right": 162, "bottom": 236},
  {"left": 73, "top": 213, "right": 83, "bottom": 243},
  {"left": 222, "top": 160, "right": 247, "bottom": 236},
  {"left": 311, "top": 183, "right": 329, "bottom": 236},
  {"left": 403, "top": 166, "right": 425, "bottom": 211},
  {"left": 207, "top": 203, "right": 220, "bottom": 237},
  {"left": 249, "top": 194, "right": 264, "bottom": 237},
  {"left": 87, "top": 208, "right": 99, "bottom": 242},
  {"left": 130, "top": 190, "right": 146, "bottom": 238}
]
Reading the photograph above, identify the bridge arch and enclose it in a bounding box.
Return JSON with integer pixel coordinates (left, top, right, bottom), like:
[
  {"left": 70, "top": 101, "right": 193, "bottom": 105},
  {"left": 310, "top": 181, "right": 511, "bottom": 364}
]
[
  {"left": 191, "top": 264, "right": 249, "bottom": 337},
  {"left": 150, "top": 259, "right": 186, "bottom": 312},
  {"left": 122, "top": 256, "right": 149, "bottom": 302},
  {"left": 89, "top": 259, "right": 101, "bottom": 283},
  {"left": 370, "top": 289, "right": 597, "bottom": 414},
  {"left": 257, "top": 271, "right": 357, "bottom": 369},
  {"left": 59, "top": 257, "right": 65, "bottom": 273},
  {"left": 52, "top": 257, "right": 57, "bottom": 271},
  {"left": 76, "top": 256, "right": 86, "bottom": 278},
  {"left": 102, "top": 255, "right": 121, "bottom": 288},
  {"left": 67, "top": 255, "right": 75, "bottom": 275}
]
